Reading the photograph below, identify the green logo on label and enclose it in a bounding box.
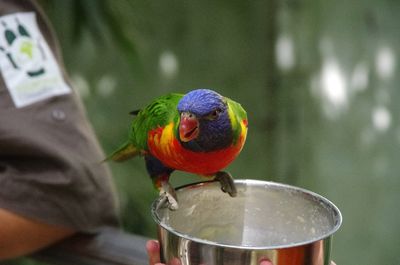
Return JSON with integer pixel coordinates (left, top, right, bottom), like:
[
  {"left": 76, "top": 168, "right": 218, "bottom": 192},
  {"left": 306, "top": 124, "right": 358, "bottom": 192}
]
[{"left": 0, "top": 18, "right": 45, "bottom": 77}]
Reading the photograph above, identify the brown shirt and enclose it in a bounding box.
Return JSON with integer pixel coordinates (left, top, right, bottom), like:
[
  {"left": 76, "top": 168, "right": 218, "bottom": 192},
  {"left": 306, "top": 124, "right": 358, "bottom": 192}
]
[{"left": 0, "top": 0, "right": 119, "bottom": 232}]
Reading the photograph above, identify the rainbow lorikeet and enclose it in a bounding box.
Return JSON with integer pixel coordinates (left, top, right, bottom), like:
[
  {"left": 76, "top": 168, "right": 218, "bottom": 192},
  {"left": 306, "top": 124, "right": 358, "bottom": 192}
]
[{"left": 109, "top": 89, "right": 248, "bottom": 209}]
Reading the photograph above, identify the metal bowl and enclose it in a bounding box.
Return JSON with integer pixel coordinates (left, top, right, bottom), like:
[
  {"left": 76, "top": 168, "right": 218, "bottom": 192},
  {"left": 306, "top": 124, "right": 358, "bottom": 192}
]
[{"left": 151, "top": 179, "right": 342, "bottom": 265}]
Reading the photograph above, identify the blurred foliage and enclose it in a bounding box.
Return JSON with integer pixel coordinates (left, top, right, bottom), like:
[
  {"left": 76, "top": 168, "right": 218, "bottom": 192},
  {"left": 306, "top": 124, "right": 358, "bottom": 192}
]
[{"left": 11, "top": 0, "right": 400, "bottom": 264}]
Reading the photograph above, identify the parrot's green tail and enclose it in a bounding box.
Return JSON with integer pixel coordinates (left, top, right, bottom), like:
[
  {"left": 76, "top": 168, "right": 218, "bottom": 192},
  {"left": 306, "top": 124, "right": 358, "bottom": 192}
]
[{"left": 105, "top": 142, "right": 139, "bottom": 162}]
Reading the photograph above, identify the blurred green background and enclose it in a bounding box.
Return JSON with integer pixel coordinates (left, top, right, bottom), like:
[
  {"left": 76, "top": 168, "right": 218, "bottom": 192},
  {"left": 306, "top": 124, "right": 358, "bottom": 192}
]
[{"left": 11, "top": 0, "right": 400, "bottom": 264}]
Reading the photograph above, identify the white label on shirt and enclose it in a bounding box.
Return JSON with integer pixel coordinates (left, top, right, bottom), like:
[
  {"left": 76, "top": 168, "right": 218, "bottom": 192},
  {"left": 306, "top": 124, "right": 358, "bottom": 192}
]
[{"left": 0, "top": 12, "right": 70, "bottom": 108}]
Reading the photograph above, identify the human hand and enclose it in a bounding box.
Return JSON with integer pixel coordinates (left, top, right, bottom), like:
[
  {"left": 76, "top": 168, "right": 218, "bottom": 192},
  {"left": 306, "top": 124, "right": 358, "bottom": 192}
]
[{"left": 146, "top": 239, "right": 336, "bottom": 265}]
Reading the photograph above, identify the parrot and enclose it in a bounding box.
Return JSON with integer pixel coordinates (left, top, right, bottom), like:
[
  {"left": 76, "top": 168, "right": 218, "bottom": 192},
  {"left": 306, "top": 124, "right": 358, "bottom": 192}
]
[{"left": 108, "top": 88, "right": 248, "bottom": 210}]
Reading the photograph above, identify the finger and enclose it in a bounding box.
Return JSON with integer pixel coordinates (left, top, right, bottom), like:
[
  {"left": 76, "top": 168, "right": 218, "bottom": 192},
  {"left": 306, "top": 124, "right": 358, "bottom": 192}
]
[
  {"left": 259, "top": 259, "right": 273, "bottom": 265},
  {"left": 170, "top": 257, "right": 182, "bottom": 265},
  {"left": 146, "top": 240, "right": 161, "bottom": 265}
]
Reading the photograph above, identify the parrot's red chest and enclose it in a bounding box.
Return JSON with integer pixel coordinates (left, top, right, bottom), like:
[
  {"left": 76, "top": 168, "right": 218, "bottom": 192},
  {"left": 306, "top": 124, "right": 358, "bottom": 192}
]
[{"left": 147, "top": 122, "right": 246, "bottom": 176}]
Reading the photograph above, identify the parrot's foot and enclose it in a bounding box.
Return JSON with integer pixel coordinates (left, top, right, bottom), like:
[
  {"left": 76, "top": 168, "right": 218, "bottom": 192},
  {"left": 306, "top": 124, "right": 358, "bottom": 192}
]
[
  {"left": 214, "top": 171, "right": 237, "bottom": 197},
  {"left": 158, "top": 182, "right": 179, "bottom": 210}
]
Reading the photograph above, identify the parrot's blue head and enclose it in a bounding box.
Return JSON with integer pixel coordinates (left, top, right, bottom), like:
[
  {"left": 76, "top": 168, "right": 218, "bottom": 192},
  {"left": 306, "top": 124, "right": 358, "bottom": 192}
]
[{"left": 177, "top": 89, "right": 233, "bottom": 151}]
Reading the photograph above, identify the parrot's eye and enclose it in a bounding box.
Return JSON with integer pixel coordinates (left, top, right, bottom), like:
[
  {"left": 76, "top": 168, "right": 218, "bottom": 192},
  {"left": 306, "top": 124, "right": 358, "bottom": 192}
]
[{"left": 206, "top": 108, "right": 222, "bottom": 120}]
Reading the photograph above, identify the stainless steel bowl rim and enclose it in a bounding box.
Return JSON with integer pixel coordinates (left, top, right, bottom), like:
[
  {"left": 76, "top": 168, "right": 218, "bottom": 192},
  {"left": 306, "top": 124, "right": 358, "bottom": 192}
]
[{"left": 151, "top": 179, "right": 342, "bottom": 250}]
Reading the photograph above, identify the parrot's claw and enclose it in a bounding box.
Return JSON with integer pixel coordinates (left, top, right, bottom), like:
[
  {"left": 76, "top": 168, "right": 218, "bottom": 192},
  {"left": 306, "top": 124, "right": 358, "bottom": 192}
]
[
  {"left": 215, "top": 171, "right": 237, "bottom": 197},
  {"left": 159, "top": 191, "right": 179, "bottom": 210},
  {"left": 158, "top": 182, "right": 179, "bottom": 210}
]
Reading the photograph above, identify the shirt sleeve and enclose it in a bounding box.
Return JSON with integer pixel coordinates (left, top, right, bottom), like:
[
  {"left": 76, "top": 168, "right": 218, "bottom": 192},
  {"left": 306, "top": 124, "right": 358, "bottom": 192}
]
[{"left": 0, "top": 0, "right": 119, "bottom": 232}]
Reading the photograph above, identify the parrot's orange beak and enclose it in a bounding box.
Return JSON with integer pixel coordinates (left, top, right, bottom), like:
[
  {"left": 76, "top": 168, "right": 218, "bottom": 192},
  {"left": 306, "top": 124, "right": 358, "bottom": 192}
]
[{"left": 179, "top": 112, "right": 199, "bottom": 142}]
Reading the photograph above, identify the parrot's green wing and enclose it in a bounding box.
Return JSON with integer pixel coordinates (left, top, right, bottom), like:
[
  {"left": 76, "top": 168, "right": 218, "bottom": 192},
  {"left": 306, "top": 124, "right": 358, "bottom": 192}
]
[{"left": 108, "top": 93, "right": 183, "bottom": 162}]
